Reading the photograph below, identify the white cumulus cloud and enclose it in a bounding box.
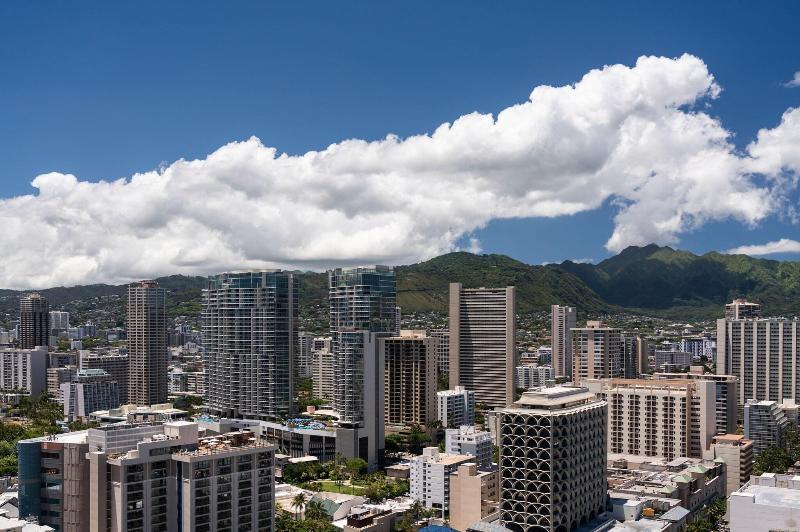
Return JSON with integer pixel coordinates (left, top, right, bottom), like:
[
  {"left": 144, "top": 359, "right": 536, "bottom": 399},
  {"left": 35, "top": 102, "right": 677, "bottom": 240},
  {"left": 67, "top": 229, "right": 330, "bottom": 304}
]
[
  {"left": 785, "top": 72, "right": 800, "bottom": 88},
  {"left": 2, "top": 53, "right": 800, "bottom": 289},
  {"left": 727, "top": 238, "right": 800, "bottom": 256}
]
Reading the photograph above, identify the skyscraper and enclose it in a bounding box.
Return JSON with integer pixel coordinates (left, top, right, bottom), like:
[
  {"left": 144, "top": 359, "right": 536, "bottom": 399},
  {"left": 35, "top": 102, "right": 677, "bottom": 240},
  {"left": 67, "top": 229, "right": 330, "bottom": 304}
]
[
  {"left": 19, "top": 292, "right": 50, "bottom": 349},
  {"left": 203, "top": 271, "right": 298, "bottom": 421},
  {"left": 329, "top": 266, "right": 396, "bottom": 467},
  {"left": 381, "top": 330, "right": 437, "bottom": 426},
  {"left": 127, "top": 280, "right": 167, "bottom": 406},
  {"left": 430, "top": 329, "right": 450, "bottom": 375},
  {"left": 622, "top": 334, "right": 649, "bottom": 378},
  {"left": 498, "top": 386, "right": 607, "bottom": 531},
  {"left": 449, "top": 284, "right": 516, "bottom": 408},
  {"left": 550, "top": 304, "right": 576, "bottom": 379},
  {"left": 571, "top": 321, "right": 623, "bottom": 385}
]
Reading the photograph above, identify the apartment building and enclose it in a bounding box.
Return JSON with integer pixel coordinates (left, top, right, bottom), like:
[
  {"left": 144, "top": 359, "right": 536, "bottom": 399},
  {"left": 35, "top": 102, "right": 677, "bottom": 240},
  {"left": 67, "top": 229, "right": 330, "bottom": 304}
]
[
  {"left": 725, "top": 298, "right": 761, "bottom": 320},
  {"left": 449, "top": 463, "right": 499, "bottom": 532},
  {"left": 654, "top": 369, "right": 738, "bottom": 435},
  {"left": 498, "top": 386, "right": 607, "bottom": 532},
  {"left": 550, "top": 305, "right": 576, "bottom": 379},
  {"left": 381, "top": 331, "right": 436, "bottom": 426},
  {"left": 437, "top": 387, "right": 475, "bottom": 429},
  {"left": 19, "top": 293, "right": 50, "bottom": 349},
  {"left": 515, "top": 365, "right": 554, "bottom": 390},
  {"left": 622, "top": 334, "right": 649, "bottom": 378},
  {"left": 717, "top": 317, "right": 800, "bottom": 405},
  {"left": 80, "top": 351, "right": 130, "bottom": 405},
  {"left": 429, "top": 329, "right": 450, "bottom": 375},
  {"left": 449, "top": 284, "right": 516, "bottom": 408},
  {"left": 589, "top": 378, "right": 716, "bottom": 460},
  {"left": 0, "top": 348, "right": 47, "bottom": 396},
  {"left": 48, "top": 365, "right": 78, "bottom": 404},
  {"left": 312, "top": 348, "right": 335, "bottom": 401},
  {"left": 127, "top": 281, "right": 168, "bottom": 406},
  {"left": 744, "top": 400, "right": 791, "bottom": 455},
  {"left": 409, "top": 448, "right": 472, "bottom": 517},
  {"left": 711, "top": 434, "right": 754, "bottom": 495},
  {"left": 61, "top": 369, "right": 120, "bottom": 422},
  {"left": 444, "top": 425, "right": 492, "bottom": 466},
  {"left": 571, "top": 321, "right": 623, "bottom": 385}
]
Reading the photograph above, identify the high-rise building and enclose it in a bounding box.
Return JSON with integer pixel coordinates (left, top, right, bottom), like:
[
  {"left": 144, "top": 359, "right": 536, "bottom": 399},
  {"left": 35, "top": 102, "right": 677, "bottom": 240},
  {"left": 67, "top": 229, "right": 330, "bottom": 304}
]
[
  {"left": 61, "top": 369, "right": 120, "bottom": 422},
  {"left": 437, "top": 386, "right": 475, "bottom": 429},
  {"left": 515, "top": 365, "right": 555, "bottom": 390},
  {"left": 0, "top": 347, "right": 47, "bottom": 396},
  {"left": 409, "top": 447, "right": 472, "bottom": 517},
  {"left": 203, "top": 271, "right": 298, "bottom": 421},
  {"left": 381, "top": 330, "right": 436, "bottom": 426},
  {"left": 498, "top": 386, "right": 607, "bottom": 532},
  {"left": 313, "top": 348, "right": 335, "bottom": 401},
  {"left": 717, "top": 318, "right": 800, "bottom": 405},
  {"left": 551, "top": 305, "right": 576, "bottom": 379},
  {"left": 80, "top": 351, "right": 130, "bottom": 404},
  {"left": 19, "top": 293, "right": 50, "bottom": 349},
  {"left": 429, "top": 329, "right": 450, "bottom": 375},
  {"left": 444, "top": 425, "right": 492, "bottom": 466},
  {"left": 329, "top": 266, "right": 396, "bottom": 467},
  {"left": 449, "top": 284, "right": 516, "bottom": 408},
  {"left": 711, "top": 434, "right": 754, "bottom": 495},
  {"left": 48, "top": 365, "right": 78, "bottom": 403},
  {"left": 744, "top": 399, "right": 791, "bottom": 456},
  {"left": 127, "top": 280, "right": 168, "bottom": 406},
  {"left": 49, "top": 310, "right": 70, "bottom": 331},
  {"left": 725, "top": 298, "right": 761, "bottom": 320},
  {"left": 653, "top": 369, "right": 738, "bottom": 435},
  {"left": 622, "top": 334, "right": 649, "bottom": 378},
  {"left": 588, "top": 378, "right": 716, "bottom": 460},
  {"left": 297, "top": 332, "right": 315, "bottom": 379},
  {"left": 571, "top": 321, "right": 623, "bottom": 385}
]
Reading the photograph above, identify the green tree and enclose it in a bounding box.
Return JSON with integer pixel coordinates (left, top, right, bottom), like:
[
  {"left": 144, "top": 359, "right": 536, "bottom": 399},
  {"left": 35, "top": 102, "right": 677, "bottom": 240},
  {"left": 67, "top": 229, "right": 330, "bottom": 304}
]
[
  {"left": 304, "top": 500, "right": 329, "bottom": 522},
  {"left": 345, "top": 458, "right": 368, "bottom": 494},
  {"left": 754, "top": 446, "right": 790, "bottom": 475},
  {"left": 292, "top": 492, "right": 307, "bottom": 520},
  {"left": 407, "top": 424, "right": 431, "bottom": 454}
]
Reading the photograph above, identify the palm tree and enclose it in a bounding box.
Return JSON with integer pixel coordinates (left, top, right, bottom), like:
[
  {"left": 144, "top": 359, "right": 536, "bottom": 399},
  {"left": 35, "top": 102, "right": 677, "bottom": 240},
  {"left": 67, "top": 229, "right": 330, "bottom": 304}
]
[
  {"left": 291, "top": 492, "right": 307, "bottom": 520},
  {"left": 304, "top": 500, "right": 329, "bottom": 522}
]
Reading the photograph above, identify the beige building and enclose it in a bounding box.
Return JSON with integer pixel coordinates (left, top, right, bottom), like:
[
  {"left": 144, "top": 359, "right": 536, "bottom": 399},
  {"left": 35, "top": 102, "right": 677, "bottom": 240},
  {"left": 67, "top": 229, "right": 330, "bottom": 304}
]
[
  {"left": 449, "top": 284, "right": 516, "bottom": 408},
  {"left": 381, "top": 331, "right": 436, "bottom": 426},
  {"left": 449, "top": 463, "right": 499, "bottom": 531},
  {"left": 550, "top": 305, "right": 576, "bottom": 379},
  {"left": 312, "top": 348, "right": 335, "bottom": 401},
  {"left": 571, "top": 321, "right": 623, "bottom": 385},
  {"left": 589, "top": 378, "right": 716, "bottom": 460},
  {"left": 498, "top": 386, "right": 607, "bottom": 532},
  {"left": 127, "top": 281, "right": 167, "bottom": 406},
  {"left": 711, "top": 434, "right": 754, "bottom": 495},
  {"left": 654, "top": 369, "right": 738, "bottom": 435},
  {"left": 725, "top": 298, "right": 761, "bottom": 320}
]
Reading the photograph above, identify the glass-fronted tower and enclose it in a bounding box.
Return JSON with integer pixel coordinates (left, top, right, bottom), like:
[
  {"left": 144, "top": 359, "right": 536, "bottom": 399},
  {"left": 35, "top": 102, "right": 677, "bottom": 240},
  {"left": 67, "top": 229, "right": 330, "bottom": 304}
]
[{"left": 203, "top": 271, "right": 298, "bottom": 421}]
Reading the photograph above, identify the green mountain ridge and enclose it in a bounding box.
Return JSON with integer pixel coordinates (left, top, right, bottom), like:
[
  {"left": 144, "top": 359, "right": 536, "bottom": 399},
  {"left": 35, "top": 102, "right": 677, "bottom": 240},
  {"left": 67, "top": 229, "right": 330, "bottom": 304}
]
[{"left": 1, "top": 245, "right": 799, "bottom": 322}]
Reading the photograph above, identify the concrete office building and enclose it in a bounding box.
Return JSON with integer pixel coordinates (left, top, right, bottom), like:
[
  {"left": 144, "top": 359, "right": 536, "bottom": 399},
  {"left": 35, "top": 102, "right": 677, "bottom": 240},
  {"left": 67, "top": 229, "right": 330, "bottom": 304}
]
[
  {"left": 429, "top": 329, "right": 450, "bottom": 375},
  {"left": 203, "top": 271, "right": 298, "bottom": 421},
  {"left": 61, "top": 369, "right": 120, "bottom": 422},
  {"left": 571, "top": 321, "right": 623, "bottom": 385},
  {"left": 711, "top": 434, "right": 754, "bottom": 495},
  {"left": 127, "top": 281, "right": 168, "bottom": 406},
  {"left": 80, "top": 351, "right": 130, "bottom": 405},
  {"left": 717, "top": 317, "right": 800, "bottom": 406},
  {"left": 498, "top": 386, "right": 607, "bottom": 532},
  {"left": 725, "top": 298, "right": 761, "bottom": 320},
  {"left": 444, "top": 426, "right": 492, "bottom": 466},
  {"left": 654, "top": 369, "right": 738, "bottom": 435},
  {"left": 329, "top": 266, "right": 396, "bottom": 468},
  {"left": 550, "top": 305, "right": 576, "bottom": 380},
  {"left": 312, "top": 348, "right": 335, "bottom": 401},
  {"left": 449, "top": 463, "right": 499, "bottom": 532},
  {"left": 729, "top": 473, "right": 800, "bottom": 532},
  {"left": 437, "top": 387, "right": 475, "bottom": 429},
  {"left": 449, "top": 284, "right": 516, "bottom": 408},
  {"left": 589, "top": 378, "right": 716, "bottom": 460},
  {"left": 622, "top": 335, "right": 649, "bottom": 378},
  {"left": 515, "top": 365, "right": 555, "bottom": 390},
  {"left": 744, "top": 400, "right": 791, "bottom": 456},
  {"left": 381, "top": 331, "right": 436, "bottom": 427},
  {"left": 409, "top": 448, "right": 472, "bottom": 517},
  {"left": 0, "top": 348, "right": 47, "bottom": 396},
  {"left": 19, "top": 293, "right": 50, "bottom": 349}
]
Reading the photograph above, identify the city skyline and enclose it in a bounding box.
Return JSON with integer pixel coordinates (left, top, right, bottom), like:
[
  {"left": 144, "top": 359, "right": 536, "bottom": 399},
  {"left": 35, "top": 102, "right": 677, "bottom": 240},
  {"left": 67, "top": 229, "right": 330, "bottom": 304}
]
[{"left": 1, "top": 2, "right": 799, "bottom": 289}]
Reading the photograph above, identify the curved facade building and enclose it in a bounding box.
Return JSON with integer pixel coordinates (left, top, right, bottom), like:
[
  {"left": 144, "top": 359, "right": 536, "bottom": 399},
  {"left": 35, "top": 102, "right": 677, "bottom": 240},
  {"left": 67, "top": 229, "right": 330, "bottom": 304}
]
[{"left": 498, "top": 386, "right": 607, "bottom": 532}]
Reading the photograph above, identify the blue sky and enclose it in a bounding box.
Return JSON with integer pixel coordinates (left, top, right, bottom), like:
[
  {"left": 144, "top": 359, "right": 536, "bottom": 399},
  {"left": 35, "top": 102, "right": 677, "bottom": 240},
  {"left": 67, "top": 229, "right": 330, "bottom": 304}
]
[{"left": 1, "top": 1, "right": 799, "bottom": 283}]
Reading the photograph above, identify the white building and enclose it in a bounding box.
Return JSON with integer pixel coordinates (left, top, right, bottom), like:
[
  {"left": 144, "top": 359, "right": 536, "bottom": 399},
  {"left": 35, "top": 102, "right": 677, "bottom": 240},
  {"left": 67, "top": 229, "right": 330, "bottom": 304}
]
[
  {"left": 515, "top": 365, "right": 555, "bottom": 390},
  {"left": 61, "top": 369, "right": 120, "bottom": 422},
  {"left": 437, "top": 386, "right": 475, "bottom": 429},
  {"left": 409, "top": 447, "right": 472, "bottom": 517},
  {"left": 313, "top": 348, "right": 335, "bottom": 401},
  {"left": 729, "top": 473, "right": 800, "bottom": 532},
  {"left": 444, "top": 426, "right": 492, "bottom": 466},
  {"left": 744, "top": 400, "right": 791, "bottom": 456},
  {"left": 0, "top": 348, "right": 47, "bottom": 396},
  {"left": 654, "top": 350, "right": 693, "bottom": 370}
]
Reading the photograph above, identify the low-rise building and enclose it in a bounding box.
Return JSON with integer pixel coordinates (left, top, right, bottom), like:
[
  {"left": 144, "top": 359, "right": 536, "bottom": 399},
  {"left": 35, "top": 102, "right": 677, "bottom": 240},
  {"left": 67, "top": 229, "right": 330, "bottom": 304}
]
[
  {"left": 449, "top": 463, "right": 499, "bottom": 531},
  {"left": 409, "top": 448, "right": 472, "bottom": 517},
  {"left": 729, "top": 473, "right": 800, "bottom": 532}
]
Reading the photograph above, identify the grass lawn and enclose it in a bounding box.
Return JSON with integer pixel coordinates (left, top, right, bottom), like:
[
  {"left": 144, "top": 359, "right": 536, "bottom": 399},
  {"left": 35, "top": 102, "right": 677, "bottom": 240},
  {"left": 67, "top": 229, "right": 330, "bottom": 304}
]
[{"left": 315, "top": 480, "right": 367, "bottom": 495}]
